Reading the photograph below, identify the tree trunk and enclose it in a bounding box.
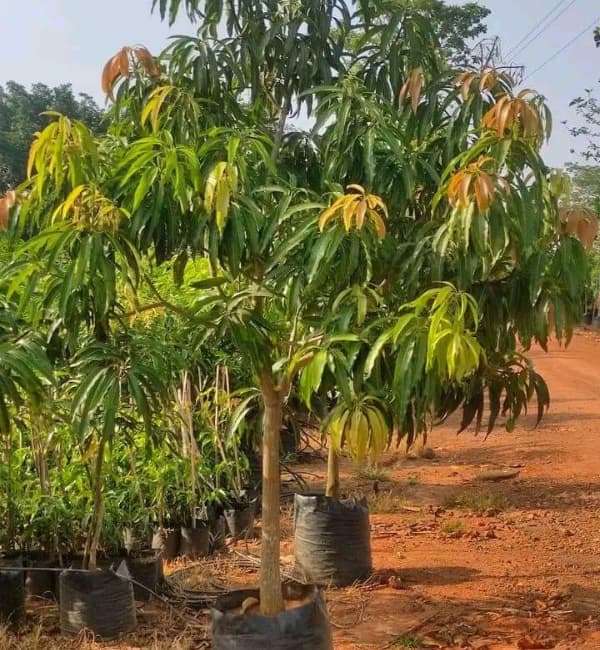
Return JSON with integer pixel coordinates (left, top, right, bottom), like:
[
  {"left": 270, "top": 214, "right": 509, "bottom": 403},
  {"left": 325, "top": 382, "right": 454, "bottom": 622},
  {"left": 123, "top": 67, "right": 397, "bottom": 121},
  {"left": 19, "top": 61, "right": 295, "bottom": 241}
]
[
  {"left": 5, "top": 432, "right": 14, "bottom": 549},
  {"left": 85, "top": 436, "right": 106, "bottom": 571},
  {"left": 259, "top": 370, "right": 284, "bottom": 616},
  {"left": 325, "top": 443, "right": 340, "bottom": 499}
]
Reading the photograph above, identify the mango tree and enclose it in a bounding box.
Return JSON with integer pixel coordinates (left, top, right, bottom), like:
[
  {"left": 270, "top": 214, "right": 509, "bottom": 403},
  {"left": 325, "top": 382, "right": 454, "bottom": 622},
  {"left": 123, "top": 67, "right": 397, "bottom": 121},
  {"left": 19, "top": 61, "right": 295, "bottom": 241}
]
[{"left": 3, "top": 0, "right": 587, "bottom": 627}]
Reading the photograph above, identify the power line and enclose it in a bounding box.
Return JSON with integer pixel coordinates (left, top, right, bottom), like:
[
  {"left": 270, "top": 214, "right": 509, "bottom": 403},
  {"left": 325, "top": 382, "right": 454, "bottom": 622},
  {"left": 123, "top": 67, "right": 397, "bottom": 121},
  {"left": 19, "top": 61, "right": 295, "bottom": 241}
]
[
  {"left": 509, "top": 0, "right": 579, "bottom": 60},
  {"left": 504, "top": 0, "right": 572, "bottom": 58},
  {"left": 524, "top": 16, "right": 599, "bottom": 81}
]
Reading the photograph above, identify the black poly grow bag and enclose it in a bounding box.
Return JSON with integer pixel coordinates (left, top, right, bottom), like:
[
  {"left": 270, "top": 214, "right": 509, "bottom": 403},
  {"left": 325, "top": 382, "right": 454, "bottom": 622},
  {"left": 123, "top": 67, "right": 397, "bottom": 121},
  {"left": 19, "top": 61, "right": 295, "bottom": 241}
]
[
  {"left": 293, "top": 493, "right": 372, "bottom": 587},
  {"left": 116, "top": 554, "right": 162, "bottom": 601},
  {"left": 25, "top": 553, "right": 57, "bottom": 599},
  {"left": 209, "top": 515, "right": 227, "bottom": 551},
  {"left": 224, "top": 501, "right": 256, "bottom": 539},
  {"left": 179, "top": 525, "right": 209, "bottom": 558},
  {"left": 211, "top": 582, "right": 332, "bottom": 650},
  {"left": 59, "top": 569, "right": 136, "bottom": 639},
  {"left": 0, "top": 554, "right": 25, "bottom": 625},
  {"left": 152, "top": 527, "right": 180, "bottom": 560}
]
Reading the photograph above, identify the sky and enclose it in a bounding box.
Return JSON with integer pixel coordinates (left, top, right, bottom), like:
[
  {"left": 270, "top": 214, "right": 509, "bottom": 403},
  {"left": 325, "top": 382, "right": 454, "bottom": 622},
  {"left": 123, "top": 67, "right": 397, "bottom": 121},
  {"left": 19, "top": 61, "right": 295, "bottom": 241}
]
[{"left": 0, "top": 0, "right": 598, "bottom": 167}]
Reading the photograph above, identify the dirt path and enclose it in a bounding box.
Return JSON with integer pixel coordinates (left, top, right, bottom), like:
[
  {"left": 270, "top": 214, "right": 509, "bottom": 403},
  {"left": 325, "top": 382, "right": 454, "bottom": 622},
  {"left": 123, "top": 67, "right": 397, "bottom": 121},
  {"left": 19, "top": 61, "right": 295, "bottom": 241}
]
[{"left": 320, "top": 331, "right": 600, "bottom": 649}]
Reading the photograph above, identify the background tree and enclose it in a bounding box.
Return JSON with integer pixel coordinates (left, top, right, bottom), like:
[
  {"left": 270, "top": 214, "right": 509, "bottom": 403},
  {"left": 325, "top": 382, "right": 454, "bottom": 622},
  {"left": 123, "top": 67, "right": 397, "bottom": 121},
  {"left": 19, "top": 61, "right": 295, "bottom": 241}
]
[
  {"left": 395, "top": 0, "right": 490, "bottom": 64},
  {"left": 0, "top": 82, "right": 103, "bottom": 192},
  {"left": 565, "top": 163, "right": 600, "bottom": 210}
]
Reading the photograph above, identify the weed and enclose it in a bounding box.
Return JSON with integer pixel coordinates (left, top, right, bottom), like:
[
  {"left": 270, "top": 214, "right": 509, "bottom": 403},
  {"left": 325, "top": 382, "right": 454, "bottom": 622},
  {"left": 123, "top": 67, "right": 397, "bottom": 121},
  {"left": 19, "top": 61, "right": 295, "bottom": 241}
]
[
  {"left": 392, "top": 635, "right": 422, "bottom": 648},
  {"left": 441, "top": 520, "right": 466, "bottom": 535},
  {"left": 358, "top": 463, "right": 391, "bottom": 482},
  {"left": 368, "top": 490, "right": 407, "bottom": 514},
  {"left": 445, "top": 489, "right": 509, "bottom": 514}
]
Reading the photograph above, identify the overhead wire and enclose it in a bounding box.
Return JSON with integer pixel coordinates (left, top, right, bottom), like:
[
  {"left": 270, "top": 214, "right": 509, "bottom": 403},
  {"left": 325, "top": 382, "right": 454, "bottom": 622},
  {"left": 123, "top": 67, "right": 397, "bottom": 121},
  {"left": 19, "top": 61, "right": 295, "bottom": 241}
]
[
  {"left": 524, "top": 16, "right": 600, "bottom": 81},
  {"left": 508, "top": 0, "right": 579, "bottom": 61},
  {"left": 504, "top": 0, "right": 572, "bottom": 58}
]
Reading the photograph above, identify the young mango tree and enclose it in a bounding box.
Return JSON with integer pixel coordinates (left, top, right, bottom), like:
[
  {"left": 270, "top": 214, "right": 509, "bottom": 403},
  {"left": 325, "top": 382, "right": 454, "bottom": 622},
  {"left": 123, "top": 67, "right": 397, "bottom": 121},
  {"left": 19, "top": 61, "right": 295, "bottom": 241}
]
[
  {"left": 3, "top": 115, "right": 168, "bottom": 571},
  {"left": 0, "top": 301, "right": 52, "bottom": 550},
  {"left": 3, "top": 0, "right": 588, "bottom": 643}
]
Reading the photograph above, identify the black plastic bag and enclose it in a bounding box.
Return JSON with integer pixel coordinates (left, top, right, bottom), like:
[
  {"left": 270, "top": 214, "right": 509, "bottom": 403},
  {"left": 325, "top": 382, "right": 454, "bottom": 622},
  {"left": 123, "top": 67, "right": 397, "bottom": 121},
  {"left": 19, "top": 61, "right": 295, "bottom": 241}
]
[
  {"left": 59, "top": 569, "right": 136, "bottom": 639},
  {"left": 211, "top": 582, "right": 332, "bottom": 650},
  {"left": 116, "top": 554, "right": 161, "bottom": 601},
  {"left": 0, "top": 555, "right": 25, "bottom": 625},
  {"left": 224, "top": 502, "right": 255, "bottom": 539},
  {"left": 293, "top": 493, "right": 372, "bottom": 586},
  {"left": 179, "top": 525, "right": 209, "bottom": 558},
  {"left": 152, "top": 527, "right": 180, "bottom": 560},
  {"left": 25, "top": 553, "right": 57, "bottom": 599}
]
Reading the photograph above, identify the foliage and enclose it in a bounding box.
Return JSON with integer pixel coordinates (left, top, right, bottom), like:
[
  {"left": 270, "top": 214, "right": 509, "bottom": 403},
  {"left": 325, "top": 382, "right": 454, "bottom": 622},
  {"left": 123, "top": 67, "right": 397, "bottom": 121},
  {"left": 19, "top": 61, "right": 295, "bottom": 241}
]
[
  {"left": 565, "top": 163, "right": 600, "bottom": 212},
  {"left": 0, "top": 0, "right": 587, "bottom": 613},
  {"left": 570, "top": 89, "right": 600, "bottom": 164},
  {"left": 0, "top": 82, "right": 103, "bottom": 193}
]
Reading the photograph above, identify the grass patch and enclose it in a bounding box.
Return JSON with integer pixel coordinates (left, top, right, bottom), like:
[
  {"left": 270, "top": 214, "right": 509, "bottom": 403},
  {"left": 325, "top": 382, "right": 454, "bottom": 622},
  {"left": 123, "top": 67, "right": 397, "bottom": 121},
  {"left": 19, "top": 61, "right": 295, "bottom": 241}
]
[
  {"left": 368, "top": 490, "right": 407, "bottom": 514},
  {"left": 445, "top": 489, "right": 509, "bottom": 514},
  {"left": 441, "top": 520, "right": 466, "bottom": 535},
  {"left": 406, "top": 474, "right": 420, "bottom": 486},
  {"left": 391, "top": 635, "right": 422, "bottom": 648},
  {"left": 357, "top": 463, "right": 391, "bottom": 482}
]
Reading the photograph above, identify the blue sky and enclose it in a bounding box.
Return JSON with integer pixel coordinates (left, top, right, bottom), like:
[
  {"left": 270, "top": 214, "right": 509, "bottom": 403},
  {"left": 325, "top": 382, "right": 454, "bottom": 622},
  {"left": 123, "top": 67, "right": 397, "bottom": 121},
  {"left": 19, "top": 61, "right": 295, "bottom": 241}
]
[{"left": 1, "top": 0, "right": 598, "bottom": 167}]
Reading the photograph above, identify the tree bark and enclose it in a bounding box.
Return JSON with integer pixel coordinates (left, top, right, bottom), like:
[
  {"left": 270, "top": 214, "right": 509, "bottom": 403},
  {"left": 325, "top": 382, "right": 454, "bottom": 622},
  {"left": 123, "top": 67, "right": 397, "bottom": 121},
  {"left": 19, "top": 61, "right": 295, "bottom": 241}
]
[
  {"left": 325, "top": 443, "right": 340, "bottom": 499},
  {"left": 85, "top": 436, "right": 106, "bottom": 571},
  {"left": 259, "top": 370, "right": 284, "bottom": 616}
]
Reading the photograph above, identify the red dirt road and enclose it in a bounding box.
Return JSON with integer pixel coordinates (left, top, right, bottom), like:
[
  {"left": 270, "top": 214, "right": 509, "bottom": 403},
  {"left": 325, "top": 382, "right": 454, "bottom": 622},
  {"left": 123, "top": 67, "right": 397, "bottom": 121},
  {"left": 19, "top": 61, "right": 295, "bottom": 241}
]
[{"left": 325, "top": 331, "right": 600, "bottom": 649}]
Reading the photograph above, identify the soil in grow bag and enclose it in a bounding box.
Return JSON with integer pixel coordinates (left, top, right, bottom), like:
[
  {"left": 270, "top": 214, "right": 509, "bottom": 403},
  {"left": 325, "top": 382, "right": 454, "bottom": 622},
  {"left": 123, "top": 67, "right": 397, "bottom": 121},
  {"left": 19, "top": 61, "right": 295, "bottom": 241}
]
[
  {"left": 59, "top": 569, "right": 136, "bottom": 639},
  {"left": 0, "top": 554, "right": 25, "bottom": 626},
  {"left": 179, "top": 524, "right": 209, "bottom": 559},
  {"left": 151, "top": 527, "right": 180, "bottom": 560},
  {"left": 293, "top": 494, "right": 372, "bottom": 587},
  {"left": 224, "top": 500, "right": 256, "bottom": 540},
  {"left": 114, "top": 553, "right": 161, "bottom": 601},
  {"left": 25, "top": 552, "right": 57, "bottom": 599},
  {"left": 211, "top": 581, "right": 332, "bottom": 650}
]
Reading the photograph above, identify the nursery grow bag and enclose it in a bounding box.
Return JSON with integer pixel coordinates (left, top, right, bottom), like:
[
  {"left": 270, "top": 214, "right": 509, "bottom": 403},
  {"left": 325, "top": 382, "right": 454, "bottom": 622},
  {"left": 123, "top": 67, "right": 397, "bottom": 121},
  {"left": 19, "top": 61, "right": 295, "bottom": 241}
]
[
  {"left": 122, "top": 528, "right": 152, "bottom": 554},
  {"left": 209, "top": 515, "right": 226, "bottom": 551},
  {"left": 224, "top": 502, "right": 256, "bottom": 540},
  {"left": 0, "top": 555, "right": 25, "bottom": 625},
  {"left": 211, "top": 582, "right": 332, "bottom": 650},
  {"left": 117, "top": 554, "right": 162, "bottom": 601},
  {"left": 293, "top": 494, "right": 372, "bottom": 587},
  {"left": 59, "top": 569, "right": 136, "bottom": 639},
  {"left": 151, "top": 527, "right": 180, "bottom": 560},
  {"left": 25, "top": 553, "right": 57, "bottom": 599},
  {"left": 179, "top": 525, "right": 209, "bottom": 558}
]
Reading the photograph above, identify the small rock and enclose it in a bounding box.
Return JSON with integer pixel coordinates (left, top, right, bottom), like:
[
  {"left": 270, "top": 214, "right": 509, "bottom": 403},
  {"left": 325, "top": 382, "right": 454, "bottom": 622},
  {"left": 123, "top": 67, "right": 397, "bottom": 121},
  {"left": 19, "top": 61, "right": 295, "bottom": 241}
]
[
  {"left": 241, "top": 597, "right": 260, "bottom": 615},
  {"left": 517, "top": 636, "right": 555, "bottom": 649},
  {"left": 477, "top": 469, "right": 521, "bottom": 482},
  {"left": 388, "top": 575, "right": 406, "bottom": 590},
  {"left": 419, "top": 447, "right": 436, "bottom": 459}
]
